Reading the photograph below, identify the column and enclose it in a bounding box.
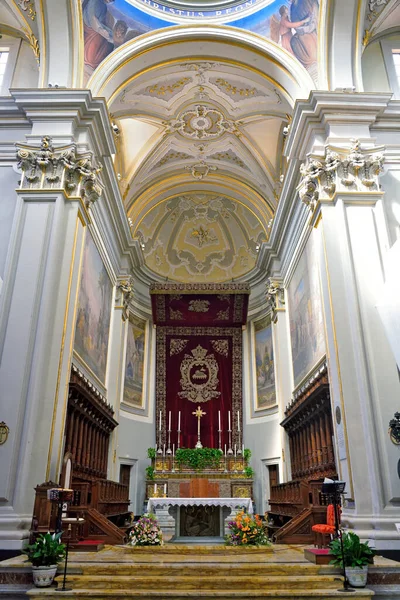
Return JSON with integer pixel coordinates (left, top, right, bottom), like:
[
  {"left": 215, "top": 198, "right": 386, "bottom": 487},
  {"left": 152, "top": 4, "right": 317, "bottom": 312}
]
[{"left": 289, "top": 97, "right": 400, "bottom": 546}]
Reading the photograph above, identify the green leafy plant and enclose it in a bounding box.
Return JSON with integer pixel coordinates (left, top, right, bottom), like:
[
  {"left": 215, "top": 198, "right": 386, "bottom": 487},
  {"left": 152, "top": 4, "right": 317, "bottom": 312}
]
[
  {"left": 243, "top": 448, "right": 252, "bottom": 462},
  {"left": 22, "top": 532, "right": 66, "bottom": 567},
  {"left": 225, "top": 511, "right": 269, "bottom": 546},
  {"left": 147, "top": 448, "right": 156, "bottom": 460},
  {"left": 175, "top": 447, "right": 223, "bottom": 471},
  {"left": 145, "top": 465, "right": 155, "bottom": 480},
  {"left": 329, "top": 531, "right": 375, "bottom": 568},
  {"left": 243, "top": 466, "right": 254, "bottom": 478}
]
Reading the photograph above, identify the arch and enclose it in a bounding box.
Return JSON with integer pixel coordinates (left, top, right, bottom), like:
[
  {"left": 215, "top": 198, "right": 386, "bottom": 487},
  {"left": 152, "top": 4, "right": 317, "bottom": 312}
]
[{"left": 88, "top": 25, "right": 315, "bottom": 104}]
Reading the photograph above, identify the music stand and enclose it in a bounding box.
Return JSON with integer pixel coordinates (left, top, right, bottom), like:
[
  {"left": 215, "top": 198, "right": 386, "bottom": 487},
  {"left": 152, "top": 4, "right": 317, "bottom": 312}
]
[{"left": 321, "top": 481, "right": 354, "bottom": 592}]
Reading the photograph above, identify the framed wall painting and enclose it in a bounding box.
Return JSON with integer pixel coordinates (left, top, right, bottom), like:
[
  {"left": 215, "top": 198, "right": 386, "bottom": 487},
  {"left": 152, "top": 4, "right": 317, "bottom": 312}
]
[
  {"left": 254, "top": 316, "right": 277, "bottom": 411},
  {"left": 123, "top": 315, "right": 146, "bottom": 409},
  {"left": 73, "top": 231, "right": 113, "bottom": 386},
  {"left": 288, "top": 230, "right": 326, "bottom": 388}
]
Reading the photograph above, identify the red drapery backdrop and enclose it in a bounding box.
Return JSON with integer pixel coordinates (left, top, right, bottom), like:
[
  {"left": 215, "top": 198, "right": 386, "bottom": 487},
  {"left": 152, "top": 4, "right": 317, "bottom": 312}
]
[
  {"left": 156, "top": 327, "right": 242, "bottom": 450},
  {"left": 152, "top": 284, "right": 249, "bottom": 451}
]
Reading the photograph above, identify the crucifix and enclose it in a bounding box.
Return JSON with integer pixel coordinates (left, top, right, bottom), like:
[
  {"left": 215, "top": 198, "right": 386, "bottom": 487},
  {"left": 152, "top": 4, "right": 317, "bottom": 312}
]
[{"left": 192, "top": 405, "right": 206, "bottom": 449}]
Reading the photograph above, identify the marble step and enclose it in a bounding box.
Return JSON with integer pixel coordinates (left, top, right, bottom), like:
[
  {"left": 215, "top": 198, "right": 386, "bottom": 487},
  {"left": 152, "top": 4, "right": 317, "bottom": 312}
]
[
  {"left": 26, "top": 587, "right": 375, "bottom": 599},
  {"left": 55, "top": 574, "right": 343, "bottom": 590},
  {"left": 78, "top": 563, "right": 322, "bottom": 576}
]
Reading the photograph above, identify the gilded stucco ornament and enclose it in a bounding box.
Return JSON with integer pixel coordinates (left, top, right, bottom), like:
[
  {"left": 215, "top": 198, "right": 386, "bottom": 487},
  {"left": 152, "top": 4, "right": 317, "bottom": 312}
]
[
  {"left": 298, "top": 140, "right": 385, "bottom": 212},
  {"left": 265, "top": 278, "right": 285, "bottom": 323},
  {"left": 165, "top": 105, "right": 242, "bottom": 140},
  {"left": 16, "top": 136, "right": 104, "bottom": 209},
  {"left": 185, "top": 160, "right": 217, "bottom": 180}
]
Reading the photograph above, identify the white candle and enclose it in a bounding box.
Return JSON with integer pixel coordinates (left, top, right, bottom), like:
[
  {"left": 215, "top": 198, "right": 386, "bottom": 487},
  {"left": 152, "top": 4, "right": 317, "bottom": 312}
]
[
  {"left": 163, "top": 444, "right": 166, "bottom": 456},
  {"left": 234, "top": 444, "right": 237, "bottom": 457},
  {"left": 228, "top": 411, "right": 231, "bottom": 431},
  {"left": 173, "top": 443, "right": 175, "bottom": 457},
  {"left": 154, "top": 483, "right": 157, "bottom": 493},
  {"left": 159, "top": 411, "right": 162, "bottom": 432},
  {"left": 178, "top": 411, "right": 181, "bottom": 431},
  {"left": 164, "top": 483, "right": 167, "bottom": 495},
  {"left": 218, "top": 411, "right": 221, "bottom": 431},
  {"left": 168, "top": 411, "right": 171, "bottom": 431},
  {"left": 237, "top": 411, "right": 240, "bottom": 432},
  {"left": 224, "top": 444, "right": 227, "bottom": 457}
]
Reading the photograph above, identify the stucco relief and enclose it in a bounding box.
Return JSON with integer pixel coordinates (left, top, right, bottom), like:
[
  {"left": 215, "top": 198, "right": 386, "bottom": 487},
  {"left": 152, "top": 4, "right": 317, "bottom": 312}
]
[{"left": 135, "top": 194, "right": 266, "bottom": 282}]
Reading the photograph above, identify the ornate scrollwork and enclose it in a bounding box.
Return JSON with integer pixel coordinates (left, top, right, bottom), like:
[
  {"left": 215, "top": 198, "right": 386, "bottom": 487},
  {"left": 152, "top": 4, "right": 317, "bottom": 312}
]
[
  {"left": 16, "top": 136, "right": 103, "bottom": 209},
  {"left": 179, "top": 345, "right": 221, "bottom": 404},
  {"left": 170, "top": 339, "right": 188, "bottom": 356},
  {"left": 298, "top": 140, "right": 384, "bottom": 211},
  {"left": 211, "top": 339, "right": 229, "bottom": 357},
  {"left": 164, "top": 105, "right": 242, "bottom": 140},
  {"left": 188, "top": 299, "right": 210, "bottom": 313}
]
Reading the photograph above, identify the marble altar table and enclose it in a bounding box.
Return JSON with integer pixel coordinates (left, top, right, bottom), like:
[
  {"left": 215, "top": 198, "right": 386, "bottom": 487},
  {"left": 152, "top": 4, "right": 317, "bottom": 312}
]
[{"left": 146, "top": 497, "right": 253, "bottom": 541}]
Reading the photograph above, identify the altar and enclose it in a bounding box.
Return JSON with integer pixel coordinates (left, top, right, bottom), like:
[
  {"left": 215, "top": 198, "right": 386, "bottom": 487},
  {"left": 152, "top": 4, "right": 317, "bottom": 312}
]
[{"left": 147, "top": 497, "right": 253, "bottom": 542}]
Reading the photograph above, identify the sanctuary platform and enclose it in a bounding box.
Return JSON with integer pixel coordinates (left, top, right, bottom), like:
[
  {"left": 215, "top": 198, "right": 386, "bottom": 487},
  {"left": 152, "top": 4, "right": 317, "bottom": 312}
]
[{"left": 3, "top": 544, "right": 400, "bottom": 599}]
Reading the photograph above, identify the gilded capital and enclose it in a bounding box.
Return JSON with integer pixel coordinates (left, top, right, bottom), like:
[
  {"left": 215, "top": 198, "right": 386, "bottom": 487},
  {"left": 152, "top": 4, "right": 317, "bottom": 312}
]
[
  {"left": 298, "top": 140, "right": 385, "bottom": 211},
  {"left": 266, "top": 278, "right": 285, "bottom": 322},
  {"left": 16, "top": 136, "right": 104, "bottom": 209}
]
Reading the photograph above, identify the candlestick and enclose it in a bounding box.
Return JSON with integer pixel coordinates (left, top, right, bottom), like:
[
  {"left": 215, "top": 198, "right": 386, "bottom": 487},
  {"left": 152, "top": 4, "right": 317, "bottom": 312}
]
[
  {"left": 173, "top": 443, "right": 175, "bottom": 457},
  {"left": 224, "top": 444, "right": 227, "bottom": 472},
  {"left": 177, "top": 411, "right": 181, "bottom": 449},
  {"left": 167, "top": 411, "right": 172, "bottom": 454},
  {"left": 159, "top": 410, "right": 162, "bottom": 431},
  {"left": 164, "top": 483, "right": 167, "bottom": 497},
  {"left": 228, "top": 410, "right": 231, "bottom": 431},
  {"left": 154, "top": 483, "right": 157, "bottom": 495},
  {"left": 218, "top": 411, "right": 221, "bottom": 431},
  {"left": 234, "top": 444, "right": 237, "bottom": 457},
  {"left": 237, "top": 411, "right": 240, "bottom": 432}
]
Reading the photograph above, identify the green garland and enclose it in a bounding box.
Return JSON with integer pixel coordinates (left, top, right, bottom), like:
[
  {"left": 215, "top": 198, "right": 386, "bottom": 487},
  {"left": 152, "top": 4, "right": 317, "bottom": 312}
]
[
  {"left": 147, "top": 448, "right": 156, "bottom": 460},
  {"left": 175, "top": 447, "right": 223, "bottom": 471},
  {"left": 145, "top": 465, "right": 155, "bottom": 480}
]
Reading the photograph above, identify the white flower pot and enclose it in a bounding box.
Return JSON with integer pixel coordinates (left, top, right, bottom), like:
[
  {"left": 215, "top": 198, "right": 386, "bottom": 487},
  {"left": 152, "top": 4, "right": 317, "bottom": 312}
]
[
  {"left": 346, "top": 565, "right": 368, "bottom": 588},
  {"left": 32, "top": 565, "right": 58, "bottom": 587}
]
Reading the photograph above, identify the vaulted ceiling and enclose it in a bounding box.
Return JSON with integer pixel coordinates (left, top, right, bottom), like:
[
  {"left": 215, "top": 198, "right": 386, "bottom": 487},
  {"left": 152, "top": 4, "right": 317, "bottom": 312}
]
[{"left": 109, "top": 56, "right": 291, "bottom": 282}]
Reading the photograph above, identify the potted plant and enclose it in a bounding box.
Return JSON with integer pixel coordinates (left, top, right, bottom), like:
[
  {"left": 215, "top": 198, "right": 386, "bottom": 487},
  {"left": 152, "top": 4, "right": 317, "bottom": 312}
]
[
  {"left": 23, "top": 532, "right": 66, "bottom": 587},
  {"left": 329, "top": 530, "right": 375, "bottom": 588}
]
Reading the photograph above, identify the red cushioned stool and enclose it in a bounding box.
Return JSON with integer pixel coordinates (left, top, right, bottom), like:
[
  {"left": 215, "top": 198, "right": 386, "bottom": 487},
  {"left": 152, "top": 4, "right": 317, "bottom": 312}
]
[{"left": 312, "top": 504, "right": 340, "bottom": 548}]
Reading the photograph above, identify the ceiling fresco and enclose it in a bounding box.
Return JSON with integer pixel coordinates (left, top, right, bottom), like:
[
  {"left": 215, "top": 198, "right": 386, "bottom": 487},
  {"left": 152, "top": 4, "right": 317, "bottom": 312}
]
[
  {"left": 81, "top": 0, "right": 319, "bottom": 83},
  {"left": 135, "top": 194, "right": 267, "bottom": 282}
]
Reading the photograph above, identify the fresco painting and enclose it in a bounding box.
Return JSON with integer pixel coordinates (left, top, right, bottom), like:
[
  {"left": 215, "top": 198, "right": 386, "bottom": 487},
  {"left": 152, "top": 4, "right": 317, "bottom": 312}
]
[
  {"left": 255, "top": 317, "right": 276, "bottom": 410},
  {"left": 74, "top": 232, "right": 113, "bottom": 384},
  {"left": 123, "top": 316, "right": 146, "bottom": 408},
  {"left": 81, "top": 0, "right": 319, "bottom": 83},
  {"left": 288, "top": 230, "right": 325, "bottom": 387}
]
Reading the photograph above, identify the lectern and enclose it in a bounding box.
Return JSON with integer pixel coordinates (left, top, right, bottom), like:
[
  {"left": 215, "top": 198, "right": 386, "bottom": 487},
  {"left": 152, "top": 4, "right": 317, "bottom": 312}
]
[{"left": 321, "top": 480, "right": 354, "bottom": 592}]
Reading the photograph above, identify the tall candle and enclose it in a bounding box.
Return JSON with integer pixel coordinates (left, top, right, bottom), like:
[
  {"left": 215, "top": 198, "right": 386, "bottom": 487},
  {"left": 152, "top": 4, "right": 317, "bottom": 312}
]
[
  {"left": 237, "top": 411, "right": 240, "bottom": 432},
  {"left": 159, "top": 410, "right": 162, "bottom": 432},
  {"left": 224, "top": 444, "right": 227, "bottom": 457},
  {"left": 168, "top": 411, "right": 171, "bottom": 431},
  {"left": 163, "top": 444, "right": 165, "bottom": 457},
  {"left": 218, "top": 411, "right": 221, "bottom": 431},
  {"left": 154, "top": 483, "right": 157, "bottom": 493},
  {"left": 164, "top": 483, "right": 167, "bottom": 495},
  {"left": 242, "top": 444, "right": 245, "bottom": 455},
  {"left": 228, "top": 411, "right": 231, "bottom": 431},
  {"left": 173, "top": 443, "right": 175, "bottom": 457},
  {"left": 234, "top": 444, "right": 237, "bottom": 457},
  {"left": 178, "top": 411, "right": 181, "bottom": 431}
]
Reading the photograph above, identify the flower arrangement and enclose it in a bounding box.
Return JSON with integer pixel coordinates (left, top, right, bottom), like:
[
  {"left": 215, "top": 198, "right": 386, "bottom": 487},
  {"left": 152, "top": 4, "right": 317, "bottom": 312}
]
[
  {"left": 225, "top": 511, "right": 269, "bottom": 546},
  {"left": 128, "top": 513, "right": 163, "bottom": 546}
]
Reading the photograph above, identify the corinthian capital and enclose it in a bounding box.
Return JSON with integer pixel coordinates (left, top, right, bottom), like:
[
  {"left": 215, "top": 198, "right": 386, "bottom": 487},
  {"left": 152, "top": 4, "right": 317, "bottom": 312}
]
[
  {"left": 16, "top": 136, "right": 104, "bottom": 209},
  {"left": 298, "top": 139, "right": 385, "bottom": 211},
  {"left": 266, "top": 278, "right": 285, "bottom": 323}
]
